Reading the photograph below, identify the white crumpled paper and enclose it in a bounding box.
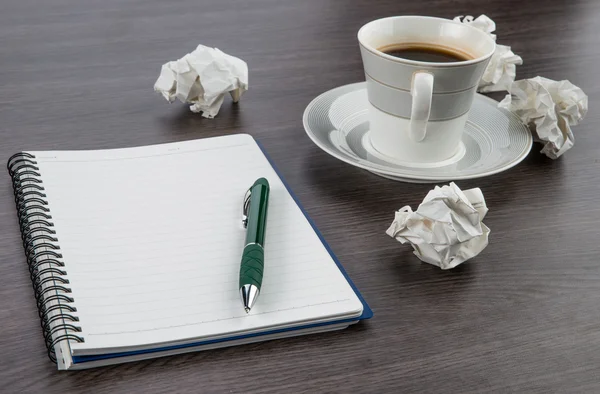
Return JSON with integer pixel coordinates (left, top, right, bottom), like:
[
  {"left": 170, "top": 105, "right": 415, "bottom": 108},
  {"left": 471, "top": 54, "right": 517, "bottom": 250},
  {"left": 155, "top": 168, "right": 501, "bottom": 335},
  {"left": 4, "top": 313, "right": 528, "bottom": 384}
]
[
  {"left": 386, "top": 182, "right": 490, "bottom": 270},
  {"left": 479, "top": 45, "right": 523, "bottom": 93},
  {"left": 499, "top": 77, "right": 588, "bottom": 159},
  {"left": 453, "top": 14, "right": 497, "bottom": 39},
  {"left": 453, "top": 15, "right": 522, "bottom": 93},
  {"left": 154, "top": 44, "right": 248, "bottom": 118}
]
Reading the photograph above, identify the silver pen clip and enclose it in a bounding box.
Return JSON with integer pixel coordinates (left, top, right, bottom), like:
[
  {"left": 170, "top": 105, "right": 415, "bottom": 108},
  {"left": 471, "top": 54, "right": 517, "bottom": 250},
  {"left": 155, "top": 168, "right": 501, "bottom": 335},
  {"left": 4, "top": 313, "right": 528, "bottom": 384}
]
[{"left": 242, "top": 188, "right": 252, "bottom": 228}]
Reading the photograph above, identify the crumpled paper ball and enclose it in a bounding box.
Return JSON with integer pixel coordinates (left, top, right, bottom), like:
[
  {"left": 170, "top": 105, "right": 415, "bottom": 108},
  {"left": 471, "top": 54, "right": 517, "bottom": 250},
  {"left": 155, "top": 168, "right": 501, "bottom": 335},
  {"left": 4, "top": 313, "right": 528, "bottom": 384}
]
[
  {"left": 154, "top": 44, "right": 248, "bottom": 118},
  {"left": 499, "top": 77, "right": 588, "bottom": 159},
  {"left": 478, "top": 44, "right": 523, "bottom": 93},
  {"left": 453, "top": 15, "right": 522, "bottom": 93},
  {"left": 453, "top": 15, "right": 496, "bottom": 39},
  {"left": 386, "top": 182, "right": 490, "bottom": 270}
]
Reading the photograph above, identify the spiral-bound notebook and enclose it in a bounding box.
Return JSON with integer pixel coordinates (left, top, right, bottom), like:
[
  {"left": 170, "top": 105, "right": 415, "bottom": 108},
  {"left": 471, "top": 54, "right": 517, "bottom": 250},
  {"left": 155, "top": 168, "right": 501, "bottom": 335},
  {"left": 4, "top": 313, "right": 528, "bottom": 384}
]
[{"left": 7, "top": 134, "right": 371, "bottom": 370}]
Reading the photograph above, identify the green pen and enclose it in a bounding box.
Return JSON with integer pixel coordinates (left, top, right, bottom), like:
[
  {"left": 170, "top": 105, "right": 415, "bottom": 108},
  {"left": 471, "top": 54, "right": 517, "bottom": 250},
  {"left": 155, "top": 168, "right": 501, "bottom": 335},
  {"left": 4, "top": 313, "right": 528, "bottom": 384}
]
[{"left": 240, "top": 177, "right": 270, "bottom": 313}]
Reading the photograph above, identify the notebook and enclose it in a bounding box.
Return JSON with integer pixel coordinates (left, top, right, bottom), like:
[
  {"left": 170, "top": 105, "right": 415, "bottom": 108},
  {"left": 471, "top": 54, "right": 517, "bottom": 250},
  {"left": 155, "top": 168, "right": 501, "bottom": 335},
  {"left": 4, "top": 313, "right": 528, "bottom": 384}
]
[{"left": 7, "top": 134, "right": 372, "bottom": 370}]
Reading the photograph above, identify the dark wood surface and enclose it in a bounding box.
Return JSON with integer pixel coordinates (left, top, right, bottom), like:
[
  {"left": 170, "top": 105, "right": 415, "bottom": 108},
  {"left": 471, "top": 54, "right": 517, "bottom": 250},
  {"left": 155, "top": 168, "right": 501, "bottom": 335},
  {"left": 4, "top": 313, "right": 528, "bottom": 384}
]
[{"left": 1, "top": 0, "right": 599, "bottom": 392}]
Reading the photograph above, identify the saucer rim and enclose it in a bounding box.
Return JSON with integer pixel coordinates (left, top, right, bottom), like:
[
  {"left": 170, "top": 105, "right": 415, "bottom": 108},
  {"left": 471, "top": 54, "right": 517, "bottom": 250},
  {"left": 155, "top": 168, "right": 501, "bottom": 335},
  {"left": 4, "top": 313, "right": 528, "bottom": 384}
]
[{"left": 302, "top": 82, "right": 533, "bottom": 182}]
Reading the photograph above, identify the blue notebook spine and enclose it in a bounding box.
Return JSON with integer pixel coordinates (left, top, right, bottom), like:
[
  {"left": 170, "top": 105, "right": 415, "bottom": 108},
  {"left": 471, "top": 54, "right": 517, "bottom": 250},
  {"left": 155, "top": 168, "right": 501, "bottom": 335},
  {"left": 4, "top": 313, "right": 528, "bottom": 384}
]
[{"left": 7, "top": 152, "right": 84, "bottom": 364}]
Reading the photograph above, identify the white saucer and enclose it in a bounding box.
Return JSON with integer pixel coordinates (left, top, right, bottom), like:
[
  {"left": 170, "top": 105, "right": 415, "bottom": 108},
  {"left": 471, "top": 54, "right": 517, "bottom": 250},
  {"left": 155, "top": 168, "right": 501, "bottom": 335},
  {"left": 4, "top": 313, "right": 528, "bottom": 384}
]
[{"left": 302, "top": 82, "right": 533, "bottom": 183}]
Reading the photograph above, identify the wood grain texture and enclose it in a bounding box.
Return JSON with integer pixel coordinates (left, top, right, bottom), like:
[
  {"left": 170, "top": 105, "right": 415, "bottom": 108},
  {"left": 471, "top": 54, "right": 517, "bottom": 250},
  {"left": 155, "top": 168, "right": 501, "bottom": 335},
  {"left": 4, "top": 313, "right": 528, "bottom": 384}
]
[{"left": 1, "top": 0, "right": 599, "bottom": 392}]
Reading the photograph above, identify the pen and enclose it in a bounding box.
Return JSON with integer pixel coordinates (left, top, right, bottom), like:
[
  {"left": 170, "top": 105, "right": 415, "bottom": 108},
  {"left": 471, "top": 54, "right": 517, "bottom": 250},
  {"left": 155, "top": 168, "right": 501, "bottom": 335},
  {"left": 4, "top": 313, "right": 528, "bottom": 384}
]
[{"left": 240, "top": 177, "right": 270, "bottom": 313}]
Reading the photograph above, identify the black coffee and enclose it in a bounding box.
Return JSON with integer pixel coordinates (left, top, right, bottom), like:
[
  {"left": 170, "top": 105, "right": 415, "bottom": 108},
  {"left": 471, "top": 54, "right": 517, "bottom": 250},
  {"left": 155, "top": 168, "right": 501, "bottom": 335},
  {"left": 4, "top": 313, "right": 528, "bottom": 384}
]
[{"left": 379, "top": 44, "right": 473, "bottom": 63}]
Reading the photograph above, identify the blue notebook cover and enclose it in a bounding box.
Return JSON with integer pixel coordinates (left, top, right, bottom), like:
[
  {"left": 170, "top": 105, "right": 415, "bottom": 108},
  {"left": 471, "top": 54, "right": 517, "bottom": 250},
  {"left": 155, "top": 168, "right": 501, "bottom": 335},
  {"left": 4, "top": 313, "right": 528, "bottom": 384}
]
[{"left": 73, "top": 138, "right": 372, "bottom": 364}]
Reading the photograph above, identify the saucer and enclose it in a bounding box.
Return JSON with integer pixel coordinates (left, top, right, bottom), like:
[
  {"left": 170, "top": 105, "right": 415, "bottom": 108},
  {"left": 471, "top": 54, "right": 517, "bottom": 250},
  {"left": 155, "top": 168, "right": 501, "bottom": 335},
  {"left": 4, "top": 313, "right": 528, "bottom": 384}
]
[{"left": 302, "top": 82, "right": 533, "bottom": 183}]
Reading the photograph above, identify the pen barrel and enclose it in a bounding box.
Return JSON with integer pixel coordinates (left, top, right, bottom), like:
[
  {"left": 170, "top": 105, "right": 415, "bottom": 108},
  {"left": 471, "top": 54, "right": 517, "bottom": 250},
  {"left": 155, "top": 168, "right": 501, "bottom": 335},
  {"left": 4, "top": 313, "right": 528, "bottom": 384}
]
[
  {"left": 240, "top": 178, "right": 269, "bottom": 290},
  {"left": 244, "top": 180, "right": 269, "bottom": 246},
  {"left": 239, "top": 243, "right": 264, "bottom": 288}
]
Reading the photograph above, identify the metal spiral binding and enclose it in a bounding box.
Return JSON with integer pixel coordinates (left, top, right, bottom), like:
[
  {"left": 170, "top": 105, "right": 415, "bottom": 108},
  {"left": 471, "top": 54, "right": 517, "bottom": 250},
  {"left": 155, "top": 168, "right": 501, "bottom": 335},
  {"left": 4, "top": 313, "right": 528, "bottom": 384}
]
[{"left": 7, "top": 152, "right": 84, "bottom": 363}]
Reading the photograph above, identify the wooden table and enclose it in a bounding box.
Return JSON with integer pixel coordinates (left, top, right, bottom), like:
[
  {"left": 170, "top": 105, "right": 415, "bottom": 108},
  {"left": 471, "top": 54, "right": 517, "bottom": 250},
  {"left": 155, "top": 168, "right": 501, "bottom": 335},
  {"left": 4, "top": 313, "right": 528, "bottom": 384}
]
[{"left": 1, "top": 0, "right": 599, "bottom": 392}]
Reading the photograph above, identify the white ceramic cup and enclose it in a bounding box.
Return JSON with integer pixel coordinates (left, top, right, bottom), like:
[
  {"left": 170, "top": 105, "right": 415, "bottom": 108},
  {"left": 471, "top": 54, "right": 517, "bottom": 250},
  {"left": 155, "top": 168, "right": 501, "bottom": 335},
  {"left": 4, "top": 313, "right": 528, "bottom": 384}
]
[{"left": 358, "top": 16, "right": 496, "bottom": 164}]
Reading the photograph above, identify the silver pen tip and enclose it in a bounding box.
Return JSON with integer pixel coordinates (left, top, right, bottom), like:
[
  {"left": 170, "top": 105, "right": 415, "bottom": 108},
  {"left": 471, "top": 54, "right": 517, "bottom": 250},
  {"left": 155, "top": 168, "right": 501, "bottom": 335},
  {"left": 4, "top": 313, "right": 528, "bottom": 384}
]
[{"left": 240, "top": 284, "right": 260, "bottom": 313}]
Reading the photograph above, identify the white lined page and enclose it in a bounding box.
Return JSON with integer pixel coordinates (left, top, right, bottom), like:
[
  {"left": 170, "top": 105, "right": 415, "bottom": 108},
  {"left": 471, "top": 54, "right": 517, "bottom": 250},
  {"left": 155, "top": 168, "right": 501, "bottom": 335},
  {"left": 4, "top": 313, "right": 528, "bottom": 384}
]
[{"left": 31, "top": 135, "right": 362, "bottom": 352}]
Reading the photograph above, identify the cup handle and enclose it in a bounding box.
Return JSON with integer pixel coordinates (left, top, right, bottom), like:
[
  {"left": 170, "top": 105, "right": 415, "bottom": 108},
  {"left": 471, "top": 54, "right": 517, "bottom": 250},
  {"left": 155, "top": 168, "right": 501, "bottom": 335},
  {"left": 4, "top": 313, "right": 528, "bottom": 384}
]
[{"left": 409, "top": 72, "right": 434, "bottom": 142}]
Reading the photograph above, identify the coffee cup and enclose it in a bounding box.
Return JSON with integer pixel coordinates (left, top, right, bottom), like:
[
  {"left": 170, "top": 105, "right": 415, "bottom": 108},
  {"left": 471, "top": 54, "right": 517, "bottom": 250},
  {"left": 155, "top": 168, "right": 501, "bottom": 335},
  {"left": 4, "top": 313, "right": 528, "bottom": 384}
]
[{"left": 358, "top": 16, "right": 496, "bottom": 164}]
